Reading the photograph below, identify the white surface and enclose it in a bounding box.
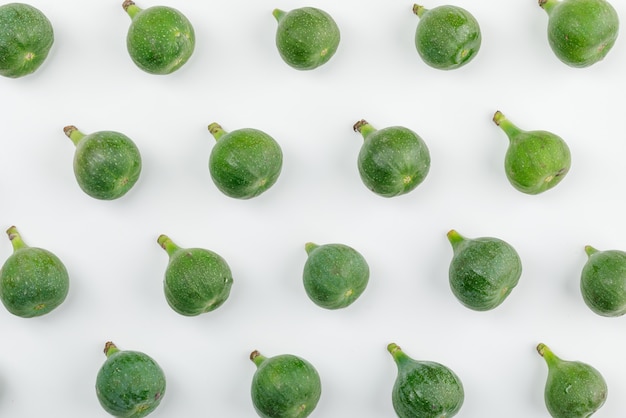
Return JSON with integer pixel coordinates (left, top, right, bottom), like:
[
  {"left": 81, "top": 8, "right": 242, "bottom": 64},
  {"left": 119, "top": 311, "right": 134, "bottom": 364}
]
[{"left": 1, "top": 0, "right": 626, "bottom": 416}]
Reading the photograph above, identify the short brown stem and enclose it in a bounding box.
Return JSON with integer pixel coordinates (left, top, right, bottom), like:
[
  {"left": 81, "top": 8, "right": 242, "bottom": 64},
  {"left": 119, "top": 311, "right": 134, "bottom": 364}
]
[
  {"left": 353, "top": 119, "right": 368, "bottom": 132},
  {"left": 122, "top": 0, "right": 135, "bottom": 11}
]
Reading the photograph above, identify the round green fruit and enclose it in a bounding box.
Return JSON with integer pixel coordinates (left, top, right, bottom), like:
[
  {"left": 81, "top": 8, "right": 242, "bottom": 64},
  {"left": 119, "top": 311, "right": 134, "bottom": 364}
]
[
  {"left": 302, "top": 242, "right": 369, "bottom": 310},
  {"left": 388, "top": 343, "right": 464, "bottom": 418},
  {"left": 0, "top": 226, "right": 69, "bottom": 318},
  {"left": 123, "top": 0, "right": 195, "bottom": 74},
  {"left": 0, "top": 3, "right": 54, "bottom": 78},
  {"left": 354, "top": 119, "right": 430, "bottom": 197},
  {"left": 250, "top": 350, "right": 321, "bottom": 418},
  {"left": 64, "top": 125, "right": 142, "bottom": 200},
  {"left": 412, "top": 4, "right": 481, "bottom": 70},
  {"left": 158, "top": 234, "right": 233, "bottom": 316},
  {"left": 494, "top": 111, "right": 571, "bottom": 195},
  {"left": 447, "top": 230, "right": 522, "bottom": 311},
  {"left": 96, "top": 342, "right": 166, "bottom": 418},
  {"left": 539, "top": 0, "right": 619, "bottom": 68},
  {"left": 537, "top": 343, "right": 607, "bottom": 418},
  {"left": 208, "top": 123, "right": 283, "bottom": 199},
  {"left": 580, "top": 245, "right": 626, "bottom": 317},
  {"left": 273, "top": 7, "right": 340, "bottom": 70}
]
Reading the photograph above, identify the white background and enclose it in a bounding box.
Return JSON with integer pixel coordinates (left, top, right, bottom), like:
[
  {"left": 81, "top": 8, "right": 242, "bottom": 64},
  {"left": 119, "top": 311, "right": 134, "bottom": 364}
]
[{"left": 1, "top": 0, "right": 626, "bottom": 417}]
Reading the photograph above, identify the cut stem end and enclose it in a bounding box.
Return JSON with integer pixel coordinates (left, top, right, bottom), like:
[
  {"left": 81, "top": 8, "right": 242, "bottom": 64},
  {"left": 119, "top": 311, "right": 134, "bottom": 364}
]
[
  {"left": 250, "top": 350, "right": 266, "bottom": 367},
  {"left": 412, "top": 4, "right": 427, "bottom": 17},
  {"left": 208, "top": 123, "right": 226, "bottom": 141},
  {"left": 304, "top": 242, "right": 319, "bottom": 255},
  {"left": 6, "top": 226, "right": 27, "bottom": 250},
  {"left": 104, "top": 341, "right": 120, "bottom": 357},
  {"left": 585, "top": 245, "right": 599, "bottom": 257}
]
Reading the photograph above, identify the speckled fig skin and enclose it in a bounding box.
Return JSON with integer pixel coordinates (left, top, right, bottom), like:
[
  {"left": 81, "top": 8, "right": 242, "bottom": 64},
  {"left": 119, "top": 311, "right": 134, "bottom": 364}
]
[
  {"left": 158, "top": 234, "right": 233, "bottom": 316},
  {"left": 208, "top": 123, "right": 283, "bottom": 199},
  {"left": 96, "top": 342, "right": 166, "bottom": 418},
  {"left": 493, "top": 111, "right": 571, "bottom": 195},
  {"left": 0, "top": 226, "right": 69, "bottom": 318},
  {"left": 539, "top": 0, "right": 619, "bottom": 68},
  {"left": 580, "top": 246, "right": 626, "bottom": 317},
  {"left": 302, "top": 242, "right": 369, "bottom": 310},
  {"left": 64, "top": 125, "right": 142, "bottom": 200},
  {"left": 354, "top": 119, "right": 431, "bottom": 198},
  {"left": 0, "top": 3, "right": 54, "bottom": 78},
  {"left": 537, "top": 343, "right": 607, "bottom": 418},
  {"left": 123, "top": 0, "right": 195, "bottom": 74},
  {"left": 250, "top": 350, "right": 322, "bottom": 418},
  {"left": 447, "top": 230, "right": 522, "bottom": 311},
  {"left": 388, "top": 343, "right": 464, "bottom": 418},
  {"left": 273, "top": 7, "right": 340, "bottom": 70},
  {"left": 412, "top": 4, "right": 481, "bottom": 70}
]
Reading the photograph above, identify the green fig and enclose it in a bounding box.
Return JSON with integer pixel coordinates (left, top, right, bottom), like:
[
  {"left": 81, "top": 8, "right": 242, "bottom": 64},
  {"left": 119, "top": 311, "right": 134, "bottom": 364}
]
[
  {"left": 96, "top": 341, "right": 166, "bottom": 418},
  {"left": 493, "top": 111, "right": 571, "bottom": 195},
  {"left": 353, "top": 119, "right": 431, "bottom": 198},
  {"left": 387, "top": 343, "right": 464, "bottom": 418},
  {"left": 123, "top": 0, "right": 195, "bottom": 74},
  {"left": 0, "top": 226, "right": 69, "bottom": 318},
  {"left": 580, "top": 245, "right": 626, "bottom": 317},
  {"left": 302, "top": 242, "right": 369, "bottom": 310},
  {"left": 447, "top": 229, "right": 522, "bottom": 311},
  {"left": 250, "top": 350, "right": 322, "bottom": 418},
  {"left": 64, "top": 125, "right": 142, "bottom": 200},
  {"left": 412, "top": 4, "right": 481, "bottom": 70},
  {"left": 537, "top": 343, "right": 607, "bottom": 418},
  {"left": 0, "top": 3, "right": 54, "bottom": 78},
  {"left": 273, "top": 7, "right": 340, "bottom": 70},
  {"left": 539, "top": 0, "right": 619, "bottom": 68},
  {"left": 157, "top": 234, "right": 233, "bottom": 316},
  {"left": 208, "top": 122, "right": 283, "bottom": 199}
]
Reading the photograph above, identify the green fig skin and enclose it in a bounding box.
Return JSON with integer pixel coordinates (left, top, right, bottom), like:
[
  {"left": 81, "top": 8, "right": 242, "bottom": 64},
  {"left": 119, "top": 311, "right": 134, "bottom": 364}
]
[
  {"left": 493, "top": 111, "right": 571, "bottom": 195},
  {"left": 580, "top": 246, "right": 626, "bottom": 317},
  {"left": 0, "top": 3, "right": 54, "bottom": 78},
  {"left": 273, "top": 7, "right": 340, "bottom": 70},
  {"left": 388, "top": 343, "right": 464, "bottom": 418},
  {"left": 158, "top": 234, "right": 233, "bottom": 316},
  {"left": 123, "top": 0, "right": 195, "bottom": 75},
  {"left": 447, "top": 230, "right": 522, "bottom": 311},
  {"left": 96, "top": 342, "right": 166, "bottom": 418},
  {"left": 250, "top": 350, "right": 322, "bottom": 418},
  {"left": 537, "top": 343, "right": 607, "bottom": 418},
  {"left": 354, "top": 119, "right": 431, "bottom": 198},
  {"left": 0, "top": 226, "right": 69, "bottom": 318},
  {"left": 208, "top": 123, "right": 283, "bottom": 199},
  {"left": 412, "top": 4, "right": 481, "bottom": 70},
  {"left": 539, "top": 0, "right": 619, "bottom": 68},
  {"left": 302, "top": 242, "right": 369, "bottom": 310},
  {"left": 64, "top": 125, "right": 142, "bottom": 200}
]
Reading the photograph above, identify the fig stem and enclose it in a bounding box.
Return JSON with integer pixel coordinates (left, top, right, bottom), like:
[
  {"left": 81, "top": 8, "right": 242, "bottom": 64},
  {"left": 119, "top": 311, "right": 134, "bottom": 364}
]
[
  {"left": 6, "top": 226, "right": 27, "bottom": 251},
  {"left": 446, "top": 229, "right": 465, "bottom": 249},
  {"left": 104, "top": 341, "right": 121, "bottom": 357},
  {"left": 63, "top": 125, "right": 85, "bottom": 146},
  {"left": 387, "top": 343, "right": 410, "bottom": 365},
  {"left": 493, "top": 111, "right": 522, "bottom": 139},
  {"left": 157, "top": 234, "right": 180, "bottom": 257},
  {"left": 123, "top": 0, "right": 142, "bottom": 19},
  {"left": 537, "top": 343, "right": 559, "bottom": 365},
  {"left": 538, "top": 0, "right": 558, "bottom": 13},
  {"left": 353, "top": 119, "right": 376, "bottom": 139},
  {"left": 272, "top": 9, "right": 286, "bottom": 22},
  {"left": 412, "top": 4, "right": 428, "bottom": 18},
  {"left": 304, "top": 242, "right": 319, "bottom": 255},
  {"left": 250, "top": 350, "right": 267, "bottom": 367},
  {"left": 585, "top": 245, "right": 599, "bottom": 257},
  {"left": 208, "top": 123, "right": 227, "bottom": 141}
]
